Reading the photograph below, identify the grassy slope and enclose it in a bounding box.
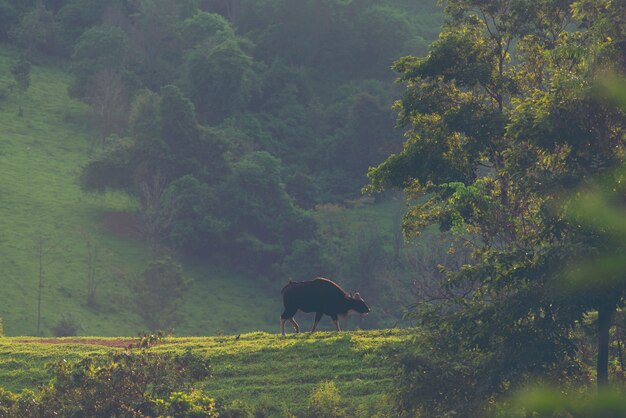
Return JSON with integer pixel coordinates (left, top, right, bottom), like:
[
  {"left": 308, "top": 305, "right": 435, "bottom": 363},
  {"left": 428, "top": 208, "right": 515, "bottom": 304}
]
[
  {"left": 0, "top": 329, "right": 412, "bottom": 414},
  {"left": 0, "top": 48, "right": 282, "bottom": 337}
]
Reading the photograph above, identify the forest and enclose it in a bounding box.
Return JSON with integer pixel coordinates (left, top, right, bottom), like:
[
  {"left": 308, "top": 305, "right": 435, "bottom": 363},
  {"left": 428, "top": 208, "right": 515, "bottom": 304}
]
[
  {"left": 0, "top": 0, "right": 625, "bottom": 416},
  {"left": 7, "top": 0, "right": 440, "bottom": 274}
]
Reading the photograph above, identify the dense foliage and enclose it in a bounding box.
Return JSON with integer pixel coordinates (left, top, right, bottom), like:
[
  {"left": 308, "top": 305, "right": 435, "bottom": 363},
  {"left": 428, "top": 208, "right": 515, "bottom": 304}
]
[
  {"left": 369, "top": 0, "right": 626, "bottom": 415},
  {"left": 0, "top": 0, "right": 442, "bottom": 273}
]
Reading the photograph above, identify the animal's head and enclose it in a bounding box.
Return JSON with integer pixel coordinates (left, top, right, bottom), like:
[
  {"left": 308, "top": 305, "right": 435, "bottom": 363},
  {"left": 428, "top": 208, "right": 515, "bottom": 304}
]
[{"left": 350, "top": 292, "right": 370, "bottom": 314}]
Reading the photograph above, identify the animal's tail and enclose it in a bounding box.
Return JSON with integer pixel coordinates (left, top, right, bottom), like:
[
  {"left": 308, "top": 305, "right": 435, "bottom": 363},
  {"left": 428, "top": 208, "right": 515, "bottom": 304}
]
[{"left": 281, "top": 278, "right": 295, "bottom": 294}]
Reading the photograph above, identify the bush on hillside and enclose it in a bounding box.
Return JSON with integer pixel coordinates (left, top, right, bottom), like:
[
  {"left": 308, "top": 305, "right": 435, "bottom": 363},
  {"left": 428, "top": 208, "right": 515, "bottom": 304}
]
[
  {"left": 218, "top": 397, "right": 294, "bottom": 418},
  {"left": 51, "top": 313, "right": 80, "bottom": 337},
  {"left": 252, "top": 397, "right": 294, "bottom": 418},
  {"left": 307, "top": 381, "right": 347, "bottom": 418},
  {"left": 217, "top": 399, "right": 255, "bottom": 417}
]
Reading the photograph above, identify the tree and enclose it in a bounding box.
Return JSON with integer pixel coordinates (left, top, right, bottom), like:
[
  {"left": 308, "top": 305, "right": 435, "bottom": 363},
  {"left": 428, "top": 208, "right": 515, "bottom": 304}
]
[
  {"left": 369, "top": 0, "right": 626, "bottom": 414},
  {"left": 338, "top": 92, "right": 401, "bottom": 181},
  {"left": 69, "top": 25, "right": 130, "bottom": 99},
  {"left": 13, "top": 4, "right": 57, "bottom": 55},
  {"left": 86, "top": 69, "right": 130, "bottom": 149},
  {"left": 161, "top": 175, "right": 228, "bottom": 256},
  {"left": 127, "top": 0, "right": 185, "bottom": 89},
  {"left": 178, "top": 10, "right": 232, "bottom": 49},
  {"left": 133, "top": 257, "right": 189, "bottom": 330},
  {"left": 80, "top": 137, "right": 135, "bottom": 192},
  {"left": 354, "top": 4, "right": 416, "bottom": 78},
  {"left": 0, "top": 1, "right": 18, "bottom": 41},
  {"left": 85, "top": 235, "right": 97, "bottom": 308},
  {"left": 81, "top": 86, "right": 231, "bottom": 259},
  {"left": 183, "top": 35, "right": 256, "bottom": 123},
  {"left": 220, "top": 151, "right": 317, "bottom": 273},
  {"left": 35, "top": 233, "right": 46, "bottom": 336},
  {"left": 10, "top": 54, "right": 30, "bottom": 116}
]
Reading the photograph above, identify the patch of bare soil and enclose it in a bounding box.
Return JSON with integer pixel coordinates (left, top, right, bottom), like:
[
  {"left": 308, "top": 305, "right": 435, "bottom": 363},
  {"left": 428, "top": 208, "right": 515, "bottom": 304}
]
[
  {"left": 18, "top": 339, "right": 134, "bottom": 348},
  {"left": 102, "top": 211, "right": 141, "bottom": 239}
]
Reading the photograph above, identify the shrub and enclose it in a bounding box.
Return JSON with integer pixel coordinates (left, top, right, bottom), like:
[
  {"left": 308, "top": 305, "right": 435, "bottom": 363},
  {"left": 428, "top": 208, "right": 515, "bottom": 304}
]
[
  {"left": 218, "top": 399, "right": 254, "bottom": 417},
  {"left": 0, "top": 80, "right": 13, "bottom": 102},
  {"left": 307, "top": 381, "right": 346, "bottom": 418},
  {"left": 392, "top": 338, "right": 493, "bottom": 417},
  {"left": 156, "top": 390, "right": 217, "bottom": 418},
  {"left": 0, "top": 387, "right": 18, "bottom": 416},
  {"left": 253, "top": 397, "right": 294, "bottom": 418},
  {"left": 0, "top": 348, "right": 215, "bottom": 417},
  {"left": 51, "top": 313, "right": 80, "bottom": 337},
  {"left": 218, "top": 398, "right": 294, "bottom": 418}
]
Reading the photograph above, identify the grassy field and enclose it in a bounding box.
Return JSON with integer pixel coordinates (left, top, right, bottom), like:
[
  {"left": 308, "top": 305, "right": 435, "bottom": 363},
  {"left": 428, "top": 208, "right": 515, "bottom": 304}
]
[{"left": 0, "top": 329, "right": 413, "bottom": 415}]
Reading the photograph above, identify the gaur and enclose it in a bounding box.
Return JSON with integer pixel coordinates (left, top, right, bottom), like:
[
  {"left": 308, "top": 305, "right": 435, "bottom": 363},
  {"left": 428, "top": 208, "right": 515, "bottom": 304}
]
[{"left": 280, "top": 277, "right": 370, "bottom": 335}]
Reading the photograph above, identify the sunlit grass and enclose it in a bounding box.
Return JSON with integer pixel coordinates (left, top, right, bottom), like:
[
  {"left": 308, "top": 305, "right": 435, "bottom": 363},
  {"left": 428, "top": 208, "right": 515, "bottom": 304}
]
[{"left": 0, "top": 329, "right": 413, "bottom": 414}]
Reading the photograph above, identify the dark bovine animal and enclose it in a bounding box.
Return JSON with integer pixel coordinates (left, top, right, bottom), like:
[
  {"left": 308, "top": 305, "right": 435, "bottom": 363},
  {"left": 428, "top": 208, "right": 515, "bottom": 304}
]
[{"left": 280, "top": 277, "right": 370, "bottom": 335}]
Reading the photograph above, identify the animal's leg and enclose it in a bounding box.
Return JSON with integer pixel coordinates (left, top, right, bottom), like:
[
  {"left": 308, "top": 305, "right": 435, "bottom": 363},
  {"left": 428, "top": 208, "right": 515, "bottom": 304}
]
[
  {"left": 281, "top": 308, "right": 297, "bottom": 336},
  {"left": 311, "top": 312, "right": 323, "bottom": 333},
  {"left": 289, "top": 317, "right": 300, "bottom": 333},
  {"left": 331, "top": 314, "right": 341, "bottom": 332}
]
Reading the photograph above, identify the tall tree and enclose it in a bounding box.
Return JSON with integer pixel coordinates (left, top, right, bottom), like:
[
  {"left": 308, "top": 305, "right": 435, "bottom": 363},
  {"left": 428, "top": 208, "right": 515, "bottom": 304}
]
[
  {"left": 13, "top": 3, "right": 57, "bottom": 55},
  {"left": 10, "top": 54, "right": 30, "bottom": 116},
  {"left": 369, "top": 0, "right": 626, "bottom": 414},
  {"left": 220, "top": 151, "right": 317, "bottom": 272},
  {"left": 69, "top": 25, "right": 129, "bottom": 99},
  {"left": 86, "top": 69, "right": 130, "bottom": 149},
  {"left": 0, "top": 1, "right": 18, "bottom": 41},
  {"left": 183, "top": 35, "right": 256, "bottom": 123}
]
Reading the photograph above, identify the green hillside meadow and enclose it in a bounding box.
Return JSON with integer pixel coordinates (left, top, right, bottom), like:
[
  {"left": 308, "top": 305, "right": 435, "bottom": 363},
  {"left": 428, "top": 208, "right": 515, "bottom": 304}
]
[
  {"left": 0, "top": 329, "right": 412, "bottom": 415},
  {"left": 0, "top": 48, "right": 282, "bottom": 337}
]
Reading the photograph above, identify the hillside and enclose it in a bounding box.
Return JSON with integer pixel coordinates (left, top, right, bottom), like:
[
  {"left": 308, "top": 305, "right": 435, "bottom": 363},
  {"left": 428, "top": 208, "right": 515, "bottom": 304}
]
[
  {"left": 1, "top": 1, "right": 622, "bottom": 415},
  {"left": 0, "top": 329, "right": 413, "bottom": 415},
  {"left": 0, "top": 48, "right": 282, "bottom": 337},
  {"left": 0, "top": 48, "right": 415, "bottom": 337}
]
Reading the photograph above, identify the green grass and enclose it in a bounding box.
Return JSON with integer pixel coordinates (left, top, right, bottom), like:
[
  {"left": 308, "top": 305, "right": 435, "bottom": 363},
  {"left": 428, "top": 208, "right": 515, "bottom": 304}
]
[
  {"left": 0, "top": 48, "right": 140, "bottom": 336},
  {"left": 0, "top": 329, "right": 413, "bottom": 414}
]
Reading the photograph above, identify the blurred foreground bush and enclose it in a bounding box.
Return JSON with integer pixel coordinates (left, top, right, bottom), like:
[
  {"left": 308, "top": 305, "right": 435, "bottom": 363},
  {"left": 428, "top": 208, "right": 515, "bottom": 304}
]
[
  {"left": 501, "top": 387, "right": 626, "bottom": 417},
  {"left": 0, "top": 347, "right": 215, "bottom": 417}
]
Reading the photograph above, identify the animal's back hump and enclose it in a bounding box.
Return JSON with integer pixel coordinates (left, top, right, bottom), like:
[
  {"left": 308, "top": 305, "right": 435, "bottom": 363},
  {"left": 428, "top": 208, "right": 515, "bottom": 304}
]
[
  {"left": 281, "top": 277, "right": 348, "bottom": 298},
  {"left": 312, "top": 277, "right": 348, "bottom": 296}
]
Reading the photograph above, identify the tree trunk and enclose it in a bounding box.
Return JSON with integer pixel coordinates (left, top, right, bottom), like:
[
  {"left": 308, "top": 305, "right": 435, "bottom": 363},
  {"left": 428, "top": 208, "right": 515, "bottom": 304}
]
[
  {"left": 597, "top": 303, "right": 615, "bottom": 387},
  {"left": 86, "top": 239, "right": 97, "bottom": 307},
  {"left": 36, "top": 235, "right": 44, "bottom": 335}
]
